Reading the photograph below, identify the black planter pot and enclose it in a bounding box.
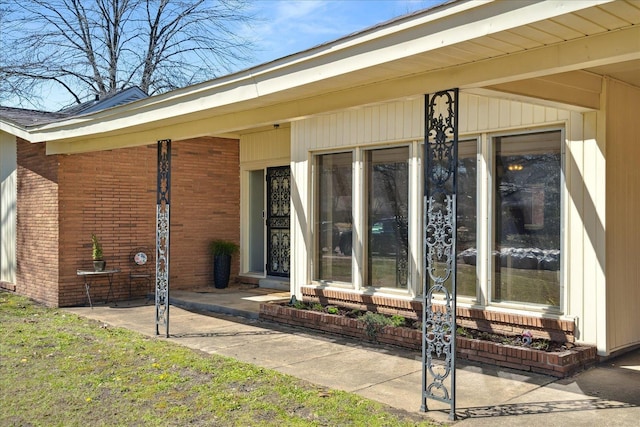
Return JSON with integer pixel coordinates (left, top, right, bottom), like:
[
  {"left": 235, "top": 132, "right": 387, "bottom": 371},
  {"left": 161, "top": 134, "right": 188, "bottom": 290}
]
[{"left": 213, "top": 255, "right": 231, "bottom": 289}]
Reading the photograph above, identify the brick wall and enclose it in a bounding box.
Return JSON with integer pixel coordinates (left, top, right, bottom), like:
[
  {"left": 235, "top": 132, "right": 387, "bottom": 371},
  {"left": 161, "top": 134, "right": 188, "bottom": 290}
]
[
  {"left": 300, "top": 285, "right": 576, "bottom": 343},
  {"left": 17, "top": 136, "right": 239, "bottom": 307},
  {"left": 16, "top": 138, "right": 60, "bottom": 306},
  {"left": 169, "top": 137, "right": 240, "bottom": 292},
  {"left": 57, "top": 143, "right": 157, "bottom": 306}
]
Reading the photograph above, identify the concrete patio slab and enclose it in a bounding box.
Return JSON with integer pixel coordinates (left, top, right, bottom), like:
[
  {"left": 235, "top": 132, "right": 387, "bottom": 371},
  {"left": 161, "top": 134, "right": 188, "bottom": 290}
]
[{"left": 63, "top": 289, "right": 640, "bottom": 426}]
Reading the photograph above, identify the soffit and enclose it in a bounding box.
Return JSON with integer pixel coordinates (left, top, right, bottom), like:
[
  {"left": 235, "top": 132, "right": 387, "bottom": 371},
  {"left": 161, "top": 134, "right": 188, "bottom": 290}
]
[
  {"left": 587, "top": 59, "right": 640, "bottom": 88},
  {"left": 346, "top": 0, "right": 640, "bottom": 88},
  {"left": 257, "top": 0, "right": 640, "bottom": 100}
]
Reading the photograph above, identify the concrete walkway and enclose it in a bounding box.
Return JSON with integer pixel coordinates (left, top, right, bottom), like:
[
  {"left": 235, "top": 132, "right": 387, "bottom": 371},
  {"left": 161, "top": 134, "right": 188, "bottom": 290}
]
[{"left": 64, "top": 287, "right": 640, "bottom": 426}]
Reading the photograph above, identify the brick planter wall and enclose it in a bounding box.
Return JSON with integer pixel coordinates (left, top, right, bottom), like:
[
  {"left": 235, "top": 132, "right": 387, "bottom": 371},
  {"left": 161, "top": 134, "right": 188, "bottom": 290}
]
[
  {"left": 301, "top": 285, "right": 576, "bottom": 343},
  {"left": 456, "top": 335, "right": 597, "bottom": 377},
  {"left": 260, "top": 302, "right": 597, "bottom": 378}
]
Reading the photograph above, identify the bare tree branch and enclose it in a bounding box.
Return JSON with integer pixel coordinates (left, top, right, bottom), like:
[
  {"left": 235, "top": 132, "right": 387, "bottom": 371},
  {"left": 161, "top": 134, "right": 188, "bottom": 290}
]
[{"left": 0, "top": 0, "right": 256, "bottom": 109}]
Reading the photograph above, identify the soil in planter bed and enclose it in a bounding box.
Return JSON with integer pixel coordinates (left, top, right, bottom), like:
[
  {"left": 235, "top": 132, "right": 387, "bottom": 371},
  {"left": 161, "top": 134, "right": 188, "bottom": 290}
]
[
  {"left": 456, "top": 327, "right": 571, "bottom": 352},
  {"left": 282, "top": 301, "right": 572, "bottom": 353}
]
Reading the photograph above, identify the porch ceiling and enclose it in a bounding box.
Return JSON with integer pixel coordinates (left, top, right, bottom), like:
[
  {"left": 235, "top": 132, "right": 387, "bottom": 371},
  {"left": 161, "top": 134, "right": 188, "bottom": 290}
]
[
  {"left": 334, "top": 0, "right": 640, "bottom": 87},
  {"left": 21, "top": 0, "right": 640, "bottom": 154},
  {"left": 587, "top": 59, "right": 640, "bottom": 88}
]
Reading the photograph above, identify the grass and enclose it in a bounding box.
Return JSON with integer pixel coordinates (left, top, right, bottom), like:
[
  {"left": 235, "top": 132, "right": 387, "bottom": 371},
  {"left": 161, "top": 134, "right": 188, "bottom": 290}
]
[{"left": 0, "top": 292, "right": 436, "bottom": 427}]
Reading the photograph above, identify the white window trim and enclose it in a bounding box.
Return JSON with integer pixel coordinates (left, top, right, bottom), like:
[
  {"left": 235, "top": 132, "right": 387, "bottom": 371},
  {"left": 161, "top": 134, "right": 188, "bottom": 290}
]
[
  {"left": 360, "top": 143, "right": 413, "bottom": 292},
  {"left": 306, "top": 125, "right": 567, "bottom": 316},
  {"left": 309, "top": 141, "right": 419, "bottom": 298},
  {"left": 484, "top": 126, "right": 566, "bottom": 314},
  {"left": 309, "top": 149, "right": 355, "bottom": 289}
]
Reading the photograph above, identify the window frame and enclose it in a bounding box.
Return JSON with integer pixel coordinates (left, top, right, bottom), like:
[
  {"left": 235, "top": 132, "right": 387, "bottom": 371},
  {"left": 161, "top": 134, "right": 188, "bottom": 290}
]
[
  {"left": 362, "top": 144, "right": 412, "bottom": 291},
  {"left": 310, "top": 142, "right": 418, "bottom": 296},
  {"left": 486, "top": 127, "right": 566, "bottom": 314},
  {"left": 306, "top": 125, "right": 566, "bottom": 315},
  {"left": 311, "top": 150, "right": 355, "bottom": 288},
  {"left": 455, "top": 137, "right": 481, "bottom": 303}
]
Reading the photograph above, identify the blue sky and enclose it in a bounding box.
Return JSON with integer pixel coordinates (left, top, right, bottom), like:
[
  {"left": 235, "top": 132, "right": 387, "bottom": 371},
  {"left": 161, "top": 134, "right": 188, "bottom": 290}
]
[{"left": 244, "top": 0, "right": 447, "bottom": 66}]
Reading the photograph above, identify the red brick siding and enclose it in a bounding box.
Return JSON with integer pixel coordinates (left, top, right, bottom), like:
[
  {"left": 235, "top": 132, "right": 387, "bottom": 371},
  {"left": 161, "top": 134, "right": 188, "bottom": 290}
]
[
  {"left": 16, "top": 138, "right": 60, "bottom": 306},
  {"left": 57, "top": 143, "right": 157, "bottom": 306},
  {"left": 170, "top": 137, "right": 240, "bottom": 292},
  {"left": 15, "top": 136, "right": 239, "bottom": 307}
]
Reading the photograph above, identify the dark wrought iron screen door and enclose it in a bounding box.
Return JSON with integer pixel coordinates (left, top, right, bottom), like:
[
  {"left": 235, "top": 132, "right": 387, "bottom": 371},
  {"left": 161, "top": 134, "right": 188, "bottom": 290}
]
[{"left": 266, "top": 166, "right": 291, "bottom": 277}]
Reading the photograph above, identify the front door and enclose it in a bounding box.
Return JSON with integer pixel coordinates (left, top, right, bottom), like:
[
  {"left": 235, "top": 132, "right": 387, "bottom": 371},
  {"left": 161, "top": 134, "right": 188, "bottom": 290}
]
[{"left": 266, "top": 166, "right": 291, "bottom": 277}]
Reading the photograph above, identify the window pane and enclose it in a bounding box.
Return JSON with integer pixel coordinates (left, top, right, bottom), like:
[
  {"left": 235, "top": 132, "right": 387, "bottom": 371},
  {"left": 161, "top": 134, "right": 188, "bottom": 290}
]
[
  {"left": 315, "top": 152, "right": 352, "bottom": 282},
  {"left": 366, "top": 147, "right": 409, "bottom": 288},
  {"left": 456, "top": 140, "right": 477, "bottom": 297},
  {"left": 492, "top": 130, "right": 561, "bottom": 307}
]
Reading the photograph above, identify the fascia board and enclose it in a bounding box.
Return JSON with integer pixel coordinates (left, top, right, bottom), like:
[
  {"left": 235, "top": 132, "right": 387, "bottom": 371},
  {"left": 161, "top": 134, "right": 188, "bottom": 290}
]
[
  {"left": 31, "top": 0, "right": 613, "bottom": 143},
  {"left": 0, "top": 121, "right": 32, "bottom": 142},
  {"left": 46, "top": 23, "right": 640, "bottom": 155}
]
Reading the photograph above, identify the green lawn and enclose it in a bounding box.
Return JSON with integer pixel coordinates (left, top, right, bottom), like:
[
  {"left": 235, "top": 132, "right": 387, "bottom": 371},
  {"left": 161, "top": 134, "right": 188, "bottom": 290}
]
[{"left": 0, "top": 292, "right": 435, "bottom": 427}]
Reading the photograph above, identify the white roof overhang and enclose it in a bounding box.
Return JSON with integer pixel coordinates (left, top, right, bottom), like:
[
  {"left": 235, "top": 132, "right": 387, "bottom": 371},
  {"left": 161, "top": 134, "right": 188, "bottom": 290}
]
[
  {"left": 4, "top": 0, "right": 638, "bottom": 154},
  {"left": 0, "top": 121, "right": 32, "bottom": 141}
]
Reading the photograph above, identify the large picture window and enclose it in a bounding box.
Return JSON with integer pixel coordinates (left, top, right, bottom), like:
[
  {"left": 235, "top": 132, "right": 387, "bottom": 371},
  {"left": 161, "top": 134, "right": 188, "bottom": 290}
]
[
  {"left": 365, "top": 147, "right": 409, "bottom": 289},
  {"left": 456, "top": 139, "right": 478, "bottom": 297},
  {"left": 309, "top": 127, "right": 563, "bottom": 312},
  {"left": 315, "top": 152, "right": 353, "bottom": 283},
  {"left": 492, "top": 130, "right": 562, "bottom": 307}
]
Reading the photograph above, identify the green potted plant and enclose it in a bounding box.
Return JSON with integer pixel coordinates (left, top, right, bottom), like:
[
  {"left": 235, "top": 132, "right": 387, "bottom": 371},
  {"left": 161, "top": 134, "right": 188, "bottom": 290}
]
[
  {"left": 92, "top": 234, "right": 106, "bottom": 271},
  {"left": 209, "top": 239, "right": 239, "bottom": 288}
]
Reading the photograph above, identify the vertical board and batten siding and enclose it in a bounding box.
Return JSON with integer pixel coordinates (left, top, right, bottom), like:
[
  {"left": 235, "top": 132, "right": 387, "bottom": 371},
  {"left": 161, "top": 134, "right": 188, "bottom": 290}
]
[
  {"left": 291, "top": 92, "right": 604, "bottom": 349},
  {"left": 566, "top": 110, "right": 605, "bottom": 351},
  {"left": 290, "top": 141, "right": 308, "bottom": 297},
  {"left": 605, "top": 78, "right": 640, "bottom": 353},
  {"left": 293, "top": 98, "right": 424, "bottom": 152},
  {"left": 293, "top": 94, "right": 573, "bottom": 150},
  {"left": 240, "top": 128, "right": 291, "bottom": 166},
  {"left": 0, "top": 131, "right": 17, "bottom": 283}
]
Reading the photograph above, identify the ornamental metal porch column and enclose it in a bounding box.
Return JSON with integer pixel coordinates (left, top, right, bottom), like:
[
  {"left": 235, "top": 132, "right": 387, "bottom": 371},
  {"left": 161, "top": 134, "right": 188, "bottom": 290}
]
[
  {"left": 156, "top": 139, "right": 171, "bottom": 337},
  {"left": 421, "top": 89, "right": 458, "bottom": 420}
]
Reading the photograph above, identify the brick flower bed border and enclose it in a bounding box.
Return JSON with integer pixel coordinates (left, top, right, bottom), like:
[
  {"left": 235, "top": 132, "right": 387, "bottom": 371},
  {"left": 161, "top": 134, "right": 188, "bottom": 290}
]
[{"left": 259, "top": 302, "right": 597, "bottom": 378}]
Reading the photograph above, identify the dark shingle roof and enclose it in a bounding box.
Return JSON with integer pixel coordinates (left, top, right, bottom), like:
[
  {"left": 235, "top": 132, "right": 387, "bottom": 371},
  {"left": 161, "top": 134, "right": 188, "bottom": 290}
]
[
  {"left": 0, "top": 86, "right": 148, "bottom": 128},
  {"left": 0, "top": 106, "right": 70, "bottom": 127}
]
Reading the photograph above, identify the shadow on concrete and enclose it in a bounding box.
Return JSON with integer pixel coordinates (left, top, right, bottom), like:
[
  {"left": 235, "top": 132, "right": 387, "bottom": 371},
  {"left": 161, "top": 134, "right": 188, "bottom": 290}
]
[
  {"left": 108, "top": 301, "right": 153, "bottom": 308},
  {"left": 170, "top": 330, "right": 282, "bottom": 339},
  {"left": 455, "top": 398, "right": 635, "bottom": 420}
]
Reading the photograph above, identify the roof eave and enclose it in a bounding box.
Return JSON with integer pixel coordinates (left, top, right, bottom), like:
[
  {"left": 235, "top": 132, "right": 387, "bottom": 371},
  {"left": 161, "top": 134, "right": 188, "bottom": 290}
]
[
  {"left": 0, "top": 120, "right": 34, "bottom": 141},
  {"left": 23, "top": 0, "right": 617, "bottom": 144}
]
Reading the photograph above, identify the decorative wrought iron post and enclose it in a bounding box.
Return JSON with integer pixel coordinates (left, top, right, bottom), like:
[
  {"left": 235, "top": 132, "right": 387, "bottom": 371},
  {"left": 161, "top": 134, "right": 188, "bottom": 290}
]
[
  {"left": 156, "top": 139, "right": 171, "bottom": 337},
  {"left": 422, "top": 89, "right": 458, "bottom": 420}
]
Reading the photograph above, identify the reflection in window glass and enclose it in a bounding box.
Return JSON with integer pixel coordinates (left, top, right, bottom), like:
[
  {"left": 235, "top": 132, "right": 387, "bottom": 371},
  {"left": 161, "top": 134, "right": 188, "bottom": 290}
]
[
  {"left": 455, "top": 140, "right": 477, "bottom": 297},
  {"left": 366, "top": 147, "right": 409, "bottom": 288},
  {"left": 492, "top": 130, "right": 561, "bottom": 307},
  {"left": 315, "top": 152, "right": 352, "bottom": 283}
]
